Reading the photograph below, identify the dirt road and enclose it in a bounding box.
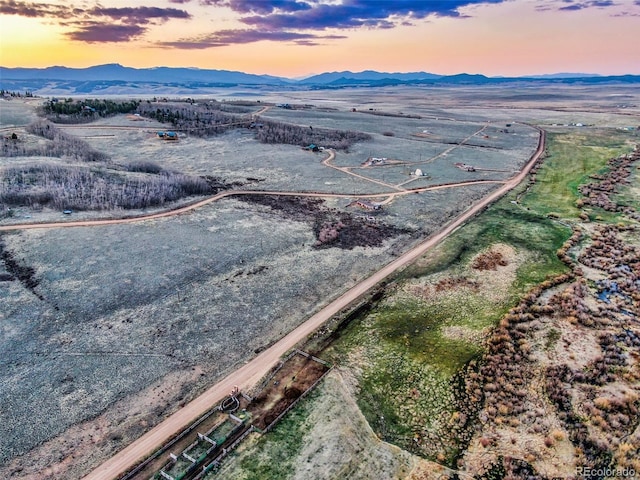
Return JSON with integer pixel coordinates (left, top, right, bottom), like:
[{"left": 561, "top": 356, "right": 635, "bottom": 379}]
[
  {"left": 82, "top": 127, "right": 545, "bottom": 480},
  {"left": 321, "top": 149, "right": 406, "bottom": 192},
  {"left": 0, "top": 178, "right": 506, "bottom": 232}
]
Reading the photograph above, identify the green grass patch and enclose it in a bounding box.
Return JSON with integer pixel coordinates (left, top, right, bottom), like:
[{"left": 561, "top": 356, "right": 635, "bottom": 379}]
[
  {"left": 521, "top": 130, "right": 634, "bottom": 218},
  {"left": 375, "top": 297, "right": 493, "bottom": 373},
  {"left": 401, "top": 201, "right": 570, "bottom": 290}
]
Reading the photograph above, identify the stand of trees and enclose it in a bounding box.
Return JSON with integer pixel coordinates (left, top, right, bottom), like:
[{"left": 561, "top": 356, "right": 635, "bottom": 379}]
[
  {"left": 255, "top": 119, "right": 371, "bottom": 150},
  {"left": 40, "top": 98, "right": 141, "bottom": 123},
  {"left": 0, "top": 164, "right": 212, "bottom": 211},
  {"left": 0, "top": 120, "right": 109, "bottom": 162},
  {"left": 136, "top": 102, "right": 244, "bottom": 136},
  {"left": 0, "top": 90, "right": 34, "bottom": 97}
]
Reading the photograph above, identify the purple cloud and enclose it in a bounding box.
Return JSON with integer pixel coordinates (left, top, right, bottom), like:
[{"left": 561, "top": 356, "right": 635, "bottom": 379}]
[
  {"left": 159, "top": 28, "right": 346, "bottom": 48},
  {"left": 205, "top": 0, "right": 312, "bottom": 14},
  {"left": 91, "top": 6, "right": 191, "bottom": 24},
  {"left": 207, "top": 0, "right": 506, "bottom": 31},
  {"left": 558, "top": 0, "right": 616, "bottom": 10},
  {"left": 66, "top": 24, "right": 147, "bottom": 42},
  {"left": 0, "top": 0, "right": 73, "bottom": 18},
  {"left": 0, "top": 1, "right": 191, "bottom": 43}
]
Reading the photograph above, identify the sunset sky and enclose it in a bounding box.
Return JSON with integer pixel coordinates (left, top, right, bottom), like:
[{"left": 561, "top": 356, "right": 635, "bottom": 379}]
[{"left": 1, "top": 0, "right": 639, "bottom": 78}]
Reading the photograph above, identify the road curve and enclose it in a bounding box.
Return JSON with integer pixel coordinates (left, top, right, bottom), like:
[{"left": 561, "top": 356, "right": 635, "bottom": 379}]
[
  {"left": 82, "top": 126, "right": 545, "bottom": 480},
  {"left": 0, "top": 180, "right": 506, "bottom": 232}
]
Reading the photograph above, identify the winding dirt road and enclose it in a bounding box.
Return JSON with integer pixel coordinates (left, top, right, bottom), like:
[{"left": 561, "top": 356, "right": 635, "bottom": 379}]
[
  {"left": 0, "top": 149, "right": 504, "bottom": 232},
  {"left": 80, "top": 126, "right": 545, "bottom": 480}
]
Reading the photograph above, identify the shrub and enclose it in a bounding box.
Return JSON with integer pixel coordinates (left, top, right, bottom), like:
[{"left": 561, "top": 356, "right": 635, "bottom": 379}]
[{"left": 124, "top": 161, "right": 164, "bottom": 174}]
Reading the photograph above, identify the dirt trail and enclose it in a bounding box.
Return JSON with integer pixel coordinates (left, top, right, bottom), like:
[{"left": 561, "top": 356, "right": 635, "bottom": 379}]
[
  {"left": 322, "top": 149, "right": 406, "bottom": 192},
  {"left": 82, "top": 126, "right": 545, "bottom": 480},
  {"left": 395, "top": 124, "right": 489, "bottom": 189},
  {"left": 0, "top": 146, "right": 504, "bottom": 233},
  {"left": 0, "top": 182, "right": 504, "bottom": 232}
]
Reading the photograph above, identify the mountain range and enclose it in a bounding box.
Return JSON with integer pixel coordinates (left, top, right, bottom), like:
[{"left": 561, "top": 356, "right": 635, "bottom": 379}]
[{"left": 1, "top": 64, "right": 639, "bottom": 95}]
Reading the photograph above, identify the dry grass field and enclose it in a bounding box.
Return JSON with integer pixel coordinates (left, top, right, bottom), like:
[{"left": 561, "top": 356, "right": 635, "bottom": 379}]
[{"left": 1, "top": 84, "right": 638, "bottom": 480}]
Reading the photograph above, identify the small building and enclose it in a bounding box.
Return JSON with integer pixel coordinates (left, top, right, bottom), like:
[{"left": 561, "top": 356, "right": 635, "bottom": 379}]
[
  {"left": 454, "top": 162, "right": 476, "bottom": 172},
  {"left": 157, "top": 131, "right": 178, "bottom": 140},
  {"left": 304, "top": 144, "right": 319, "bottom": 152}
]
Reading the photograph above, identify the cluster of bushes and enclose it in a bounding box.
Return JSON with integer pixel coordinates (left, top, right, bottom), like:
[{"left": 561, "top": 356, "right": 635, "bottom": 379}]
[
  {"left": 578, "top": 225, "right": 640, "bottom": 306},
  {"left": 0, "top": 164, "right": 212, "bottom": 211},
  {"left": 315, "top": 220, "right": 345, "bottom": 245},
  {"left": 435, "top": 276, "right": 479, "bottom": 293},
  {"left": 578, "top": 146, "right": 640, "bottom": 217},
  {"left": 548, "top": 280, "right": 595, "bottom": 326},
  {"left": 545, "top": 328, "right": 640, "bottom": 468},
  {"left": 545, "top": 364, "right": 613, "bottom": 470},
  {"left": 472, "top": 217, "right": 639, "bottom": 471},
  {"left": 1, "top": 120, "right": 110, "bottom": 163},
  {"left": 255, "top": 119, "right": 370, "bottom": 150},
  {"left": 39, "top": 98, "right": 140, "bottom": 123},
  {"left": 472, "top": 250, "right": 508, "bottom": 271}
]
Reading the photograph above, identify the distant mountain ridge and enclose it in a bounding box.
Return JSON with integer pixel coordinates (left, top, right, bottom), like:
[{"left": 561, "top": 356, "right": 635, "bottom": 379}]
[
  {"left": 0, "top": 63, "right": 286, "bottom": 85},
  {"left": 298, "top": 70, "right": 442, "bottom": 84},
  {"left": 1, "top": 64, "right": 639, "bottom": 94}
]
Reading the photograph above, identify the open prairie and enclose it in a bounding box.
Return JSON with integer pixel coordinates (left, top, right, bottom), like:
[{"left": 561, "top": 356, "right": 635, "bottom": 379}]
[{"left": 1, "top": 84, "right": 638, "bottom": 479}]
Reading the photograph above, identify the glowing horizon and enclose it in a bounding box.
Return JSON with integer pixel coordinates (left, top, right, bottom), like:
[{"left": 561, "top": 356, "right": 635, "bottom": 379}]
[{"left": 1, "top": 0, "right": 639, "bottom": 78}]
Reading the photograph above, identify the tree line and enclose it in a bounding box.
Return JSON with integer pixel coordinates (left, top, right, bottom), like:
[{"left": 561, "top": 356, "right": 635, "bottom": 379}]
[{"left": 39, "top": 98, "right": 141, "bottom": 123}]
